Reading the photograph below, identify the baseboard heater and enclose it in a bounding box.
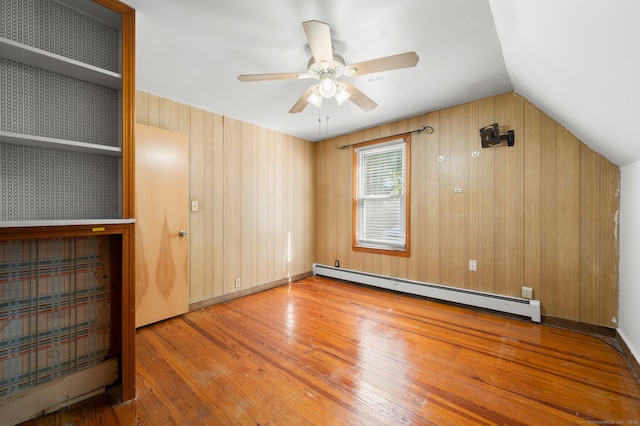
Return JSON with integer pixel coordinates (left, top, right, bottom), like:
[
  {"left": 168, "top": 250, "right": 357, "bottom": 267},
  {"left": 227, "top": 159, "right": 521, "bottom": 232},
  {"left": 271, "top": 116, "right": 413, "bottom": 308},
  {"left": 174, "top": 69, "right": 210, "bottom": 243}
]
[{"left": 312, "top": 263, "right": 541, "bottom": 322}]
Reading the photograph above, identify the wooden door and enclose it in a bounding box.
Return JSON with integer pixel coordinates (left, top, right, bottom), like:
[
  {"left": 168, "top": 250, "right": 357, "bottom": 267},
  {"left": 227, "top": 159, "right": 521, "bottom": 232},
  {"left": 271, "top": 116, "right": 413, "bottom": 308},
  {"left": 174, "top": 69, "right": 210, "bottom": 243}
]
[{"left": 135, "top": 124, "right": 190, "bottom": 327}]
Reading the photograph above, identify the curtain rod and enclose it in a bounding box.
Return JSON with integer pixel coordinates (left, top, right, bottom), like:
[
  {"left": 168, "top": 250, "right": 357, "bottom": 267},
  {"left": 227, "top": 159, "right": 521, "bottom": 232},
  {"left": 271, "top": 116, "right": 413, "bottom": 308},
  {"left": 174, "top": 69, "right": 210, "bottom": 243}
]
[{"left": 335, "top": 125, "right": 434, "bottom": 149}]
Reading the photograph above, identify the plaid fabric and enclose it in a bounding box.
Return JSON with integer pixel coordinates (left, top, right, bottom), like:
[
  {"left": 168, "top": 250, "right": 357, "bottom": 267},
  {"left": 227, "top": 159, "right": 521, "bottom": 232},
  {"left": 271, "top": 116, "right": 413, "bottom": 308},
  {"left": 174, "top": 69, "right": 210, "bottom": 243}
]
[{"left": 0, "top": 237, "right": 110, "bottom": 397}]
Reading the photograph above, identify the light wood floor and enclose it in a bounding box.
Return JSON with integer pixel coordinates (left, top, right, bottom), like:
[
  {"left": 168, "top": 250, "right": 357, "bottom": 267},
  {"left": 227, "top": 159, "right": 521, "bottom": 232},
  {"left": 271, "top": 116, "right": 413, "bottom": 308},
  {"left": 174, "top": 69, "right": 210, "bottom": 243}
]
[{"left": 22, "top": 276, "right": 640, "bottom": 425}]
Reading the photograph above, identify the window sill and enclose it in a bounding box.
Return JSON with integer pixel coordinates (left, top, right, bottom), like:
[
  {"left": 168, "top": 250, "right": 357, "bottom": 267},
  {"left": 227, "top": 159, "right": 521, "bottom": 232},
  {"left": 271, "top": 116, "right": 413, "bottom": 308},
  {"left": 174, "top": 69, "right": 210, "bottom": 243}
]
[{"left": 352, "top": 245, "right": 410, "bottom": 258}]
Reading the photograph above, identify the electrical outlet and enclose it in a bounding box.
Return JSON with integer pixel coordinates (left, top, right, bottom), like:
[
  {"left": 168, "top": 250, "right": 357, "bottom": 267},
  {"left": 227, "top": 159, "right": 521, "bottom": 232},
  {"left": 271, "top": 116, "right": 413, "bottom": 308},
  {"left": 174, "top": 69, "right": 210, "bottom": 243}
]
[
  {"left": 469, "top": 259, "right": 477, "bottom": 271},
  {"left": 235, "top": 278, "right": 241, "bottom": 288},
  {"left": 335, "top": 260, "right": 340, "bottom": 268},
  {"left": 522, "top": 286, "right": 533, "bottom": 299}
]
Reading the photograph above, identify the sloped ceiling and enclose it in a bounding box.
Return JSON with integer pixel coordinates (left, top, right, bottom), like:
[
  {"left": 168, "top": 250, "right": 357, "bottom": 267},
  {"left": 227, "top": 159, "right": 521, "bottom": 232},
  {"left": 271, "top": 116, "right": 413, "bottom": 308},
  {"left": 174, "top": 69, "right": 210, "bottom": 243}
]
[
  {"left": 122, "top": 0, "right": 640, "bottom": 166},
  {"left": 489, "top": 0, "right": 640, "bottom": 167}
]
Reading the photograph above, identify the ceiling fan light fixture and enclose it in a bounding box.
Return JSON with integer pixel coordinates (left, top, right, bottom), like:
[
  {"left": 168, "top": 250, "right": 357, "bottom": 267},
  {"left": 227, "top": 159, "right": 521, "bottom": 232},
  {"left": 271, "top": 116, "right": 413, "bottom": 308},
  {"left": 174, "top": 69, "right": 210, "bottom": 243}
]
[
  {"left": 307, "top": 86, "right": 323, "bottom": 108},
  {"left": 318, "top": 77, "right": 337, "bottom": 98},
  {"left": 335, "top": 83, "right": 350, "bottom": 105}
]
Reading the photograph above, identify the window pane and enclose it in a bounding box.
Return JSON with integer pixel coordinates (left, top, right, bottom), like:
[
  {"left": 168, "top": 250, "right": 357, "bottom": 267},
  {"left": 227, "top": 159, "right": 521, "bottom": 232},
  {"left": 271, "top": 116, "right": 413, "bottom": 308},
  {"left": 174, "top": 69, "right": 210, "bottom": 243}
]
[
  {"left": 360, "top": 146, "right": 405, "bottom": 196},
  {"left": 358, "top": 196, "right": 406, "bottom": 249}
]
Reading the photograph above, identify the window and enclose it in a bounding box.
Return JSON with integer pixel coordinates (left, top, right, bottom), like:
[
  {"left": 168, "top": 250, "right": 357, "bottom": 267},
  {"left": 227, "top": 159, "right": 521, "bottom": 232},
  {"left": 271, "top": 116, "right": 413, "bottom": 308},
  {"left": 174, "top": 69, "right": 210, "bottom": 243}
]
[{"left": 353, "top": 135, "right": 410, "bottom": 256}]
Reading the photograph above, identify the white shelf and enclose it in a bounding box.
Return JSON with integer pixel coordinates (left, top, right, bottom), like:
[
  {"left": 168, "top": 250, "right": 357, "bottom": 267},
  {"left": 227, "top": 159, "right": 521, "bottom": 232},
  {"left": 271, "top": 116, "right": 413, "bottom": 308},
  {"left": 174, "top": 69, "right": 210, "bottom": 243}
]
[
  {"left": 0, "top": 131, "right": 122, "bottom": 156},
  {"left": 0, "top": 37, "right": 121, "bottom": 89},
  {"left": 0, "top": 219, "right": 136, "bottom": 228},
  {"left": 58, "top": 0, "right": 122, "bottom": 28}
]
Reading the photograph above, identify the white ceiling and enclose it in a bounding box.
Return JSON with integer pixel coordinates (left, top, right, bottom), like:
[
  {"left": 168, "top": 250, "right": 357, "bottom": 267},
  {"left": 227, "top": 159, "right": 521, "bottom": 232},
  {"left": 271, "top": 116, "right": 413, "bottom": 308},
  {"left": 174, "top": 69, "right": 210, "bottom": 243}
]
[{"left": 121, "top": 0, "right": 640, "bottom": 166}]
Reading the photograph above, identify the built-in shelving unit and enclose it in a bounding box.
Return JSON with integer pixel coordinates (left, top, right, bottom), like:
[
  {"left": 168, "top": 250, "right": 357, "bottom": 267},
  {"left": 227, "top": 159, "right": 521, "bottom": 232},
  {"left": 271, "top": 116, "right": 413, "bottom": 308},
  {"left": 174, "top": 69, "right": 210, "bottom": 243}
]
[
  {"left": 0, "top": 37, "right": 122, "bottom": 89},
  {"left": 0, "top": 0, "right": 137, "bottom": 415},
  {"left": 0, "top": 0, "right": 126, "bottom": 222}
]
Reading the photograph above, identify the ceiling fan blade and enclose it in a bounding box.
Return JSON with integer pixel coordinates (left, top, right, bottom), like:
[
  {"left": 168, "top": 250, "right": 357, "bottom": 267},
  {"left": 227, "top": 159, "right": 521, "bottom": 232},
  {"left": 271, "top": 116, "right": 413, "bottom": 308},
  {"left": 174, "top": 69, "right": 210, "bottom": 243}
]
[
  {"left": 289, "top": 85, "right": 316, "bottom": 114},
  {"left": 345, "top": 51, "right": 419, "bottom": 76},
  {"left": 238, "top": 72, "right": 310, "bottom": 82},
  {"left": 342, "top": 81, "right": 378, "bottom": 112},
  {"left": 302, "top": 20, "right": 333, "bottom": 65}
]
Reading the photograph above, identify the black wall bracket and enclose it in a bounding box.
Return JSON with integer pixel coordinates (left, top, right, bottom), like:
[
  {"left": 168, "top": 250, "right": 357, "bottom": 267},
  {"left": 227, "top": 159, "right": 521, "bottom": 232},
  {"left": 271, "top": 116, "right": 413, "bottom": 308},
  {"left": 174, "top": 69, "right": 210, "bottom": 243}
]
[{"left": 479, "top": 123, "right": 515, "bottom": 148}]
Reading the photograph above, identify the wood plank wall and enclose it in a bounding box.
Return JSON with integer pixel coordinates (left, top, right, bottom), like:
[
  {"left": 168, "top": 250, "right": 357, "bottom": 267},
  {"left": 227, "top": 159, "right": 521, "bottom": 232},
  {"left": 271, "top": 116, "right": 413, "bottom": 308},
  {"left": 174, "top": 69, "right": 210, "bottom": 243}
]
[
  {"left": 314, "top": 92, "right": 620, "bottom": 327},
  {"left": 136, "top": 91, "right": 315, "bottom": 305}
]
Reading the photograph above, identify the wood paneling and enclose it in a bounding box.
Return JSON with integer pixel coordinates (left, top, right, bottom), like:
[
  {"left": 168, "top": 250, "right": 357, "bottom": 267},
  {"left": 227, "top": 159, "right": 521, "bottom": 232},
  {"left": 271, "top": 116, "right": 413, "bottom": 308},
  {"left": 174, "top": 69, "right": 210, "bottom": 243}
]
[
  {"left": 494, "top": 93, "right": 524, "bottom": 297},
  {"left": 135, "top": 92, "right": 314, "bottom": 306},
  {"left": 523, "top": 100, "right": 542, "bottom": 300},
  {"left": 23, "top": 277, "right": 640, "bottom": 425},
  {"left": 336, "top": 139, "right": 352, "bottom": 274},
  {"left": 540, "top": 113, "right": 557, "bottom": 317},
  {"left": 211, "top": 113, "right": 225, "bottom": 299},
  {"left": 466, "top": 101, "right": 480, "bottom": 290},
  {"left": 314, "top": 92, "right": 620, "bottom": 327},
  {"left": 599, "top": 158, "right": 620, "bottom": 325},
  {"left": 477, "top": 96, "right": 496, "bottom": 294},
  {"left": 555, "top": 125, "right": 581, "bottom": 320},
  {"left": 449, "top": 104, "right": 468, "bottom": 288},
  {"left": 439, "top": 108, "right": 453, "bottom": 286},
  {"left": 188, "top": 107, "right": 205, "bottom": 303},
  {"left": 223, "top": 117, "right": 242, "bottom": 295},
  {"left": 580, "top": 144, "right": 601, "bottom": 324}
]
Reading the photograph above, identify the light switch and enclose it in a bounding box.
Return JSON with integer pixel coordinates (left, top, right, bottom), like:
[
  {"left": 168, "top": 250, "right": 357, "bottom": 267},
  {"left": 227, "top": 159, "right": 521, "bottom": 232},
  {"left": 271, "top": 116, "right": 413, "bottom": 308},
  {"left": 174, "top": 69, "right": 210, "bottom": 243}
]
[{"left": 191, "top": 200, "right": 199, "bottom": 212}]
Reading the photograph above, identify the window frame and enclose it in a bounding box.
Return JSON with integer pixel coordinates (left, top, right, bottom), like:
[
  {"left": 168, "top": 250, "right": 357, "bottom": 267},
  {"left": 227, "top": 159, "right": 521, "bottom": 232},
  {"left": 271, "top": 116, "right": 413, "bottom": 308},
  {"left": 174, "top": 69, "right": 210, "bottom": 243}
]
[{"left": 352, "top": 134, "right": 411, "bottom": 257}]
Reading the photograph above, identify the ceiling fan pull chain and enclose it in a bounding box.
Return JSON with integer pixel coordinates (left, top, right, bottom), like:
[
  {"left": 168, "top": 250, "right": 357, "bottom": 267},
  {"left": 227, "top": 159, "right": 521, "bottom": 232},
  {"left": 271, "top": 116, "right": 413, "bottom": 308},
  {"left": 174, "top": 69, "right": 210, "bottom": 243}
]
[{"left": 326, "top": 113, "right": 330, "bottom": 139}]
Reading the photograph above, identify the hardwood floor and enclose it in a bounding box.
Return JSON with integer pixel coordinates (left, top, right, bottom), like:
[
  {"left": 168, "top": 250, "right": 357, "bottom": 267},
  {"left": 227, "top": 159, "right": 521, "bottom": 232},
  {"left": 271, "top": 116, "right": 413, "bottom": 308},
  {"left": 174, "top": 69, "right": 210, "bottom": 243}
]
[{"left": 21, "top": 276, "right": 640, "bottom": 425}]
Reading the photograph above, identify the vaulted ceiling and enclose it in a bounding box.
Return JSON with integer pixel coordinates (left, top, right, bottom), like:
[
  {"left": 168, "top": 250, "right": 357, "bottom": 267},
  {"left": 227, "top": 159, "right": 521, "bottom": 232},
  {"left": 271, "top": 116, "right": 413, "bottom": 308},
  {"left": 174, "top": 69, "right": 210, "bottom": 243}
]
[{"left": 121, "top": 0, "right": 640, "bottom": 166}]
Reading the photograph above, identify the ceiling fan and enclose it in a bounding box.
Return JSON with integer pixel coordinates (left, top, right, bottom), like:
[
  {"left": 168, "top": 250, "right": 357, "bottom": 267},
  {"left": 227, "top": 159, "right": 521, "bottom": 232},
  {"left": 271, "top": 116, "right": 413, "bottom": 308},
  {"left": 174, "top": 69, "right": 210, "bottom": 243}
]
[{"left": 237, "top": 20, "right": 419, "bottom": 113}]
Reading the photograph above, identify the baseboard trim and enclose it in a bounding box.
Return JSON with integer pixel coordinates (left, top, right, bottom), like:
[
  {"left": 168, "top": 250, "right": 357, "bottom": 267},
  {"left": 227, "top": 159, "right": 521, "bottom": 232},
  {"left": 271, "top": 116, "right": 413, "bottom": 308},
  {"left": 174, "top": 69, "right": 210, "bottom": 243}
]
[
  {"left": 188, "top": 271, "right": 313, "bottom": 312},
  {"left": 541, "top": 316, "right": 616, "bottom": 338},
  {"left": 540, "top": 316, "right": 640, "bottom": 378},
  {"left": 0, "top": 358, "right": 118, "bottom": 425},
  {"left": 616, "top": 330, "right": 640, "bottom": 380}
]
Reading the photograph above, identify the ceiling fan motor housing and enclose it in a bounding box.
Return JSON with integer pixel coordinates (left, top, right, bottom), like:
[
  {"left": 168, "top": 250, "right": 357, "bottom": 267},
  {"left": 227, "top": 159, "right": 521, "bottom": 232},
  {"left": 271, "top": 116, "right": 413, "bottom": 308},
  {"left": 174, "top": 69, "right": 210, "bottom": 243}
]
[
  {"left": 308, "top": 53, "right": 346, "bottom": 79},
  {"left": 308, "top": 52, "right": 348, "bottom": 98}
]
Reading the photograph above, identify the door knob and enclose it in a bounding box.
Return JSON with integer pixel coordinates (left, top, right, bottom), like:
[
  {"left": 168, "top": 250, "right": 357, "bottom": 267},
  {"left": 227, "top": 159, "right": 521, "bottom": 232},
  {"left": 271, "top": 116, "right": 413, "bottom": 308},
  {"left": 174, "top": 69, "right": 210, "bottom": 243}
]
[{"left": 178, "top": 230, "right": 188, "bottom": 237}]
